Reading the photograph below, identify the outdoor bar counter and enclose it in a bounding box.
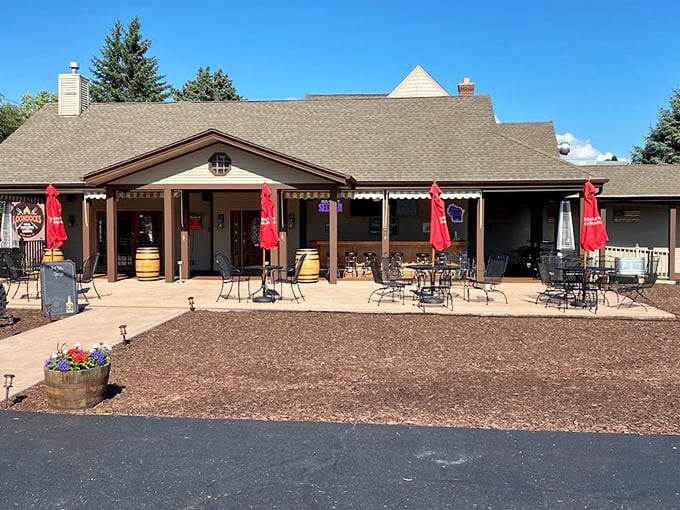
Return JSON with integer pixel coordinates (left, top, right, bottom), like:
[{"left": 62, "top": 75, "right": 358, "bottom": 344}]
[{"left": 313, "top": 240, "right": 469, "bottom": 267}]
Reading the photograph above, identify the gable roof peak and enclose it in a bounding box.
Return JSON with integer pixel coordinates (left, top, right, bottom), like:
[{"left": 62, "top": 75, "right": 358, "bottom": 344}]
[{"left": 387, "top": 65, "right": 449, "bottom": 98}]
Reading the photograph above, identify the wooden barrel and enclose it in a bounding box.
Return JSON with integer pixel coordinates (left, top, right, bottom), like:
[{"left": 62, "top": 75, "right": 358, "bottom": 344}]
[
  {"left": 43, "top": 364, "right": 110, "bottom": 409},
  {"left": 297, "top": 248, "right": 319, "bottom": 283},
  {"left": 42, "top": 248, "right": 64, "bottom": 263},
  {"left": 135, "top": 247, "right": 160, "bottom": 281}
]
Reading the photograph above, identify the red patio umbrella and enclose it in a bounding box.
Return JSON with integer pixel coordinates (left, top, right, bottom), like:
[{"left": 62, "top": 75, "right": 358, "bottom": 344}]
[
  {"left": 45, "top": 184, "right": 67, "bottom": 255},
  {"left": 429, "top": 182, "right": 451, "bottom": 262},
  {"left": 580, "top": 180, "right": 608, "bottom": 258},
  {"left": 259, "top": 183, "right": 279, "bottom": 265}
]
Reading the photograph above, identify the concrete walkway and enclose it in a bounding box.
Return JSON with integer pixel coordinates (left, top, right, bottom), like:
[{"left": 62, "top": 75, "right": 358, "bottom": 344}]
[{"left": 1, "top": 275, "right": 675, "bottom": 399}]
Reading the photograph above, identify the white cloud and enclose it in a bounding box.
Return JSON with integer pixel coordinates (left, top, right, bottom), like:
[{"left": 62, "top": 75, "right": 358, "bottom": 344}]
[{"left": 555, "top": 133, "right": 628, "bottom": 164}]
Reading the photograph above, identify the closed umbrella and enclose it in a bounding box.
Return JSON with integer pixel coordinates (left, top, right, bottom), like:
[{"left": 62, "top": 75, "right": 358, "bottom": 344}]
[
  {"left": 260, "top": 183, "right": 279, "bottom": 254},
  {"left": 576, "top": 181, "right": 609, "bottom": 307},
  {"left": 580, "top": 181, "right": 608, "bottom": 254},
  {"left": 45, "top": 184, "right": 67, "bottom": 257},
  {"left": 429, "top": 182, "right": 451, "bottom": 261},
  {"left": 254, "top": 184, "right": 279, "bottom": 302}
]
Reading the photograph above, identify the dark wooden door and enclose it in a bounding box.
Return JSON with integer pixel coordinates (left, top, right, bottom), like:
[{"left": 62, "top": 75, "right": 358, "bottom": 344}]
[
  {"left": 230, "top": 210, "right": 262, "bottom": 269},
  {"left": 97, "top": 211, "right": 162, "bottom": 273}
]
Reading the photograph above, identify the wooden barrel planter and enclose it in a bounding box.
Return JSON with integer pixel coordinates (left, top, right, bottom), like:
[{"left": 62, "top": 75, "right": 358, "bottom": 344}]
[
  {"left": 135, "top": 247, "right": 160, "bottom": 281},
  {"left": 43, "top": 364, "right": 111, "bottom": 409},
  {"left": 42, "top": 248, "right": 64, "bottom": 263},
  {"left": 296, "top": 248, "right": 319, "bottom": 283}
]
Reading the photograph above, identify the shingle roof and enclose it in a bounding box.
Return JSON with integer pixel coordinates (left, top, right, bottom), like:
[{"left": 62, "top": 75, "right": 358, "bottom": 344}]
[
  {"left": 586, "top": 164, "right": 680, "bottom": 198},
  {"left": 0, "top": 95, "right": 595, "bottom": 187},
  {"left": 497, "top": 122, "right": 559, "bottom": 156}
]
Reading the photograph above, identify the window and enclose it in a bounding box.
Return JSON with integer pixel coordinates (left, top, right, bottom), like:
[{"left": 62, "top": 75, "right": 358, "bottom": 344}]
[{"left": 208, "top": 152, "right": 231, "bottom": 176}]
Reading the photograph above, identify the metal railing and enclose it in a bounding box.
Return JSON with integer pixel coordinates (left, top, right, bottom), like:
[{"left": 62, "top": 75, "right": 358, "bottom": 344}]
[{"left": 600, "top": 245, "right": 669, "bottom": 279}]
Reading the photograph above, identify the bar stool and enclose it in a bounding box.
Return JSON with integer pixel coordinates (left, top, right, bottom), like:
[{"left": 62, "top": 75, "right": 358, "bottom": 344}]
[
  {"left": 362, "top": 252, "right": 377, "bottom": 277},
  {"left": 389, "top": 251, "right": 404, "bottom": 278},
  {"left": 435, "top": 251, "right": 450, "bottom": 265},
  {"left": 344, "top": 251, "right": 358, "bottom": 278}
]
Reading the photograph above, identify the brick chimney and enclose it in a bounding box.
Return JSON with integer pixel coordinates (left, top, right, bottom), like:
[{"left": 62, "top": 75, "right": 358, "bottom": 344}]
[
  {"left": 457, "top": 77, "right": 475, "bottom": 96},
  {"left": 58, "top": 61, "right": 90, "bottom": 116}
]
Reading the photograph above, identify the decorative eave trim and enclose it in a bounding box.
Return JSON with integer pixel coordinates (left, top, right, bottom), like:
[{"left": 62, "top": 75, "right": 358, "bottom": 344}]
[{"left": 82, "top": 129, "right": 355, "bottom": 187}]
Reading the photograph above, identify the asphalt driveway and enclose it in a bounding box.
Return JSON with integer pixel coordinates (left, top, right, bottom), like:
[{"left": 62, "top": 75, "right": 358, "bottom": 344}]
[{"left": 1, "top": 410, "right": 679, "bottom": 509}]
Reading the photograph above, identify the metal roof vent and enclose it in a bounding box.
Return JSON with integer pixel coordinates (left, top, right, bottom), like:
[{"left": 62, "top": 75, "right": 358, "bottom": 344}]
[
  {"left": 558, "top": 141, "right": 571, "bottom": 156},
  {"left": 69, "top": 61, "right": 80, "bottom": 74}
]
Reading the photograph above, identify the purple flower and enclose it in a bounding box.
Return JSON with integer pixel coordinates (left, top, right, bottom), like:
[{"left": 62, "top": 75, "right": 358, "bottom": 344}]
[
  {"left": 90, "top": 350, "right": 107, "bottom": 365},
  {"left": 56, "top": 360, "right": 69, "bottom": 372}
]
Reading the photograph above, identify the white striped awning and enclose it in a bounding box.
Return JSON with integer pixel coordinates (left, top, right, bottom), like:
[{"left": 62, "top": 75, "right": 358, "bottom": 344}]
[
  {"left": 84, "top": 190, "right": 107, "bottom": 200},
  {"left": 282, "top": 190, "right": 480, "bottom": 200},
  {"left": 0, "top": 194, "right": 40, "bottom": 204},
  {"left": 389, "top": 190, "right": 481, "bottom": 200}
]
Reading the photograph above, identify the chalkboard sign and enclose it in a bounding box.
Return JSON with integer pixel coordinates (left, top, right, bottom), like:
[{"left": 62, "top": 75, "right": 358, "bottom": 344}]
[{"left": 40, "top": 260, "right": 79, "bottom": 317}]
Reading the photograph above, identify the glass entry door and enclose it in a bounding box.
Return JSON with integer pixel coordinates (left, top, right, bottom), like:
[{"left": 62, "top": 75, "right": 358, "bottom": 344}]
[
  {"left": 230, "top": 210, "right": 262, "bottom": 270},
  {"left": 97, "top": 211, "right": 162, "bottom": 274}
]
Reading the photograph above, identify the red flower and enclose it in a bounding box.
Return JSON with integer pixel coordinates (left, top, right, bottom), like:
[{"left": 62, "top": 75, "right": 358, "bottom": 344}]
[
  {"left": 67, "top": 348, "right": 79, "bottom": 355},
  {"left": 71, "top": 351, "right": 88, "bottom": 363}
]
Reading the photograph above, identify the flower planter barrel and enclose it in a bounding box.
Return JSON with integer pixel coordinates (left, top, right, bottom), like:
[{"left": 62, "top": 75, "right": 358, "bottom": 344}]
[
  {"left": 135, "top": 247, "right": 160, "bottom": 281},
  {"left": 42, "top": 248, "right": 64, "bottom": 263},
  {"left": 296, "top": 248, "right": 319, "bottom": 283},
  {"left": 43, "top": 364, "right": 111, "bottom": 409}
]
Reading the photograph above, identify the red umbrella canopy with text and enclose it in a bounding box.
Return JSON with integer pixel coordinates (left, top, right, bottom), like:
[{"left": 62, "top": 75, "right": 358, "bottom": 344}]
[
  {"left": 259, "top": 184, "right": 279, "bottom": 250},
  {"left": 429, "top": 182, "right": 451, "bottom": 253},
  {"left": 580, "top": 181, "right": 608, "bottom": 251},
  {"left": 45, "top": 184, "right": 68, "bottom": 249}
]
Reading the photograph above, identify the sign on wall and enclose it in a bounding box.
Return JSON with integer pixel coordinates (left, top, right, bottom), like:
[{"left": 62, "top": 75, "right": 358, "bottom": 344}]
[{"left": 12, "top": 202, "right": 46, "bottom": 240}]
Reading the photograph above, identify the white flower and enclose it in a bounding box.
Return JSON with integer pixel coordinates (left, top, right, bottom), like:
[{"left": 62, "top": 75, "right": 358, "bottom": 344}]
[{"left": 74, "top": 342, "right": 81, "bottom": 348}]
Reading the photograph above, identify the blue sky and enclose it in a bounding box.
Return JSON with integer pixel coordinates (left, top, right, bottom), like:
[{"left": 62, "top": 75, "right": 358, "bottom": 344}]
[{"left": 2, "top": 0, "right": 679, "bottom": 162}]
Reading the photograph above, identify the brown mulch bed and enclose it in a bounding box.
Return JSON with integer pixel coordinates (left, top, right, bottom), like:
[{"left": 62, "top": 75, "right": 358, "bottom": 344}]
[{"left": 6, "top": 284, "right": 680, "bottom": 435}]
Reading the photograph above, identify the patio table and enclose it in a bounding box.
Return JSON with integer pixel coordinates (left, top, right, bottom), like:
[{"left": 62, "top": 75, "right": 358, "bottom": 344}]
[
  {"left": 245, "top": 264, "right": 283, "bottom": 303},
  {"left": 406, "top": 263, "right": 458, "bottom": 306}
]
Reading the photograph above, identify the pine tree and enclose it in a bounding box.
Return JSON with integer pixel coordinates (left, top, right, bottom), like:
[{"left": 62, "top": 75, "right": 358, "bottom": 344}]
[
  {"left": 172, "top": 67, "right": 244, "bottom": 102},
  {"left": 90, "top": 17, "right": 170, "bottom": 103},
  {"left": 631, "top": 88, "right": 680, "bottom": 164}
]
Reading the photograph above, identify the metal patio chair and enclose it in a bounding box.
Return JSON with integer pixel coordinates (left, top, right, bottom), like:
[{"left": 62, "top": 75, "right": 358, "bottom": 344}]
[
  {"left": 465, "top": 254, "right": 509, "bottom": 304},
  {"left": 271, "top": 253, "right": 307, "bottom": 303},
  {"left": 76, "top": 252, "right": 101, "bottom": 302},
  {"left": 215, "top": 252, "right": 247, "bottom": 302}
]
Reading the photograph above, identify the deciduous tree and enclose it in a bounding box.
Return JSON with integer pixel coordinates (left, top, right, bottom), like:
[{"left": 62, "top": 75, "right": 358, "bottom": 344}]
[{"left": 0, "top": 91, "right": 57, "bottom": 143}]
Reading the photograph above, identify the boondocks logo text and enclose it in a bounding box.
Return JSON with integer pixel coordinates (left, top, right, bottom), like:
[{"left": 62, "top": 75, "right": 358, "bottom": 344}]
[{"left": 12, "top": 203, "right": 45, "bottom": 238}]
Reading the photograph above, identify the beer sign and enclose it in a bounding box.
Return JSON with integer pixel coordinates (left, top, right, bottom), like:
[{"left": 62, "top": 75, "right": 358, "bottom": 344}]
[{"left": 12, "top": 202, "right": 45, "bottom": 240}]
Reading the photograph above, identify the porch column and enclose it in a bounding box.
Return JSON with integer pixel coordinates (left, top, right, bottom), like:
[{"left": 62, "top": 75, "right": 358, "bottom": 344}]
[
  {"left": 180, "top": 191, "right": 190, "bottom": 280},
  {"left": 475, "top": 194, "right": 485, "bottom": 281},
  {"left": 670, "top": 206, "right": 677, "bottom": 280},
  {"left": 163, "top": 189, "right": 175, "bottom": 283},
  {"left": 381, "top": 190, "right": 390, "bottom": 259},
  {"left": 328, "top": 186, "right": 338, "bottom": 284},
  {"left": 105, "top": 188, "right": 118, "bottom": 282},
  {"left": 81, "top": 196, "right": 93, "bottom": 262},
  {"left": 277, "top": 188, "right": 288, "bottom": 271}
]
